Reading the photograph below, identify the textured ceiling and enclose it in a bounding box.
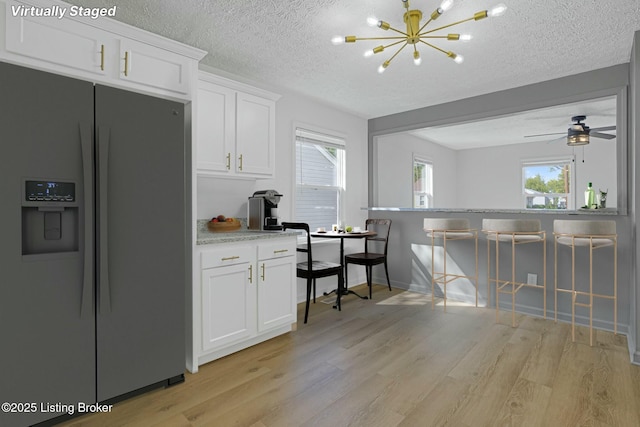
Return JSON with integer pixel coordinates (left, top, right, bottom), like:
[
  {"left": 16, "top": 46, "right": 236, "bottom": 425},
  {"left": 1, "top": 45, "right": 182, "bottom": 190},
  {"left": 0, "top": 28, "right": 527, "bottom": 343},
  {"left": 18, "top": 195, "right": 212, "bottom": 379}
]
[{"left": 63, "top": 0, "right": 640, "bottom": 119}]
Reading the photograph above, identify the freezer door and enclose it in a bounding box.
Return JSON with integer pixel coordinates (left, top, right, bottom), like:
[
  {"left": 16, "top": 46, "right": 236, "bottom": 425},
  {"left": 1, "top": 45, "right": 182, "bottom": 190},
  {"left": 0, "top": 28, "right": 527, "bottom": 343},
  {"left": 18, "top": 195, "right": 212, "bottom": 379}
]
[
  {"left": 94, "top": 85, "right": 186, "bottom": 402},
  {"left": 0, "top": 63, "right": 96, "bottom": 426}
]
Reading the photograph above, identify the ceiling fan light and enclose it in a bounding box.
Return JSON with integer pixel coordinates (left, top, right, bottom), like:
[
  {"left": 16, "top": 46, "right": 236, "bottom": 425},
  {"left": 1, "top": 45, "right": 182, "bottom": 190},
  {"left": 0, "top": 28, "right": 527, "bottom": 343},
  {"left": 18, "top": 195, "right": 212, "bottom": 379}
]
[
  {"left": 567, "top": 134, "right": 589, "bottom": 146},
  {"left": 488, "top": 3, "right": 507, "bottom": 17}
]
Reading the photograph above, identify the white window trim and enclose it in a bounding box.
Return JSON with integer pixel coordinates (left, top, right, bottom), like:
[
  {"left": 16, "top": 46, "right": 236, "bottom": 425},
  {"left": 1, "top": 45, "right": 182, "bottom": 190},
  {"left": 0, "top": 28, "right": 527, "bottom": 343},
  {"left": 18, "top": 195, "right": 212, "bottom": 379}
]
[
  {"left": 413, "top": 154, "right": 433, "bottom": 209},
  {"left": 292, "top": 122, "right": 347, "bottom": 244},
  {"left": 521, "top": 155, "right": 575, "bottom": 210}
]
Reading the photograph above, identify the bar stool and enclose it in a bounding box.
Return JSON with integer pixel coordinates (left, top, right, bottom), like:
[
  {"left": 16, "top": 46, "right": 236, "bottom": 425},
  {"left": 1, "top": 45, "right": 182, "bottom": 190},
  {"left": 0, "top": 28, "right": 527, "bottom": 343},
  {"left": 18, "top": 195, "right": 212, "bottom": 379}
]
[
  {"left": 553, "top": 220, "right": 617, "bottom": 346},
  {"left": 483, "top": 219, "right": 546, "bottom": 327},
  {"left": 423, "top": 218, "right": 478, "bottom": 311}
]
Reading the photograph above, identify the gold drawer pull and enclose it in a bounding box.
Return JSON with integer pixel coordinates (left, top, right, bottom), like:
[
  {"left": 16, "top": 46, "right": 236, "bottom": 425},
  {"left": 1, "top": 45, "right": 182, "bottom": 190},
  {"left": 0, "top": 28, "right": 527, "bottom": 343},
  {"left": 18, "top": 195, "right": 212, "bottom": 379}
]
[
  {"left": 100, "top": 44, "right": 105, "bottom": 71},
  {"left": 261, "top": 263, "right": 265, "bottom": 281},
  {"left": 238, "top": 154, "right": 243, "bottom": 171},
  {"left": 221, "top": 255, "right": 240, "bottom": 261},
  {"left": 273, "top": 249, "right": 289, "bottom": 254},
  {"left": 226, "top": 153, "right": 231, "bottom": 170},
  {"left": 248, "top": 265, "right": 253, "bottom": 283}
]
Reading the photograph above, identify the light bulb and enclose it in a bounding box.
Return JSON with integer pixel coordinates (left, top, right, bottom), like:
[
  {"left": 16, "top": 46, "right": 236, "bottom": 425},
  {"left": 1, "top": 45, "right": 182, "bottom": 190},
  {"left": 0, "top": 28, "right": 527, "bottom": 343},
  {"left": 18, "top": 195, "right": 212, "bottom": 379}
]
[
  {"left": 377, "top": 64, "right": 387, "bottom": 74},
  {"left": 331, "top": 36, "right": 345, "bottom": 45},
  {"left": 413, "top": 51, "right": 421, "bottom": 65},
  {"left": 453, "top": 54, "right": 464, "bottom": 64},
  {"left": 460, "top": 34, "right": 472, "bottom": 42},
  {"left": 364, "top": 49, "right": 374, "bottom": 58},
  {"left": 440, "top": 0, "right": 454, "bottom": 12},
  {"left": 488, "top": 3, "right": 507, "bottom": 17},
  {"left": 366, "top": 16, "right": 379, "bottom": 27}
]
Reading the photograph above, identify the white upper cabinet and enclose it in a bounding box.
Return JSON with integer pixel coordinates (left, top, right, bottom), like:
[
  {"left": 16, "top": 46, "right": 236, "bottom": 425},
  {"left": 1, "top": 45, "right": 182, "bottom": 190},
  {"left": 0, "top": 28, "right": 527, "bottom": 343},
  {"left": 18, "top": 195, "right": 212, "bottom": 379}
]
[
  {"left": 1, "top": 0, "right": 205, "bottom": 99},
  {"left": 196, "top": 71, "right": 280, "bottom": 179}
]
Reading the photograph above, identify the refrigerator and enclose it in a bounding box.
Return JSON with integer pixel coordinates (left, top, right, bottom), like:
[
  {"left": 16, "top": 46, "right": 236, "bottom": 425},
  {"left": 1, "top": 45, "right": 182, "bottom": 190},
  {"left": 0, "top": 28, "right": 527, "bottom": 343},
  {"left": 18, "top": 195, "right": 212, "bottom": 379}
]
[{"left": 0, "top": 62, "right": 187, "bottom": 426}]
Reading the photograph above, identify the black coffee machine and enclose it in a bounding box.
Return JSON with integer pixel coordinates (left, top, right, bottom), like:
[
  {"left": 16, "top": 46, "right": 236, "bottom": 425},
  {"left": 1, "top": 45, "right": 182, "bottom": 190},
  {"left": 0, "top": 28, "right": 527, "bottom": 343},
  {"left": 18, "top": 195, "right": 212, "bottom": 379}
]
[{"left": 248, "top": 190, "right": 283, "bottom": 230}]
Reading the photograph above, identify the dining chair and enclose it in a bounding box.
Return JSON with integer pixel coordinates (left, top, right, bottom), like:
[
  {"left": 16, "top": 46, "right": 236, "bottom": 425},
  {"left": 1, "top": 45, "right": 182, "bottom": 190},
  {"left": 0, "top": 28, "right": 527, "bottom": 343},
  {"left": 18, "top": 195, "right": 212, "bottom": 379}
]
[
  {"left": 344, "top": 219, "right": 392, "bottom": 299},
  {"left": 282, "top": 222, "right": 344, "bottom": 324}
]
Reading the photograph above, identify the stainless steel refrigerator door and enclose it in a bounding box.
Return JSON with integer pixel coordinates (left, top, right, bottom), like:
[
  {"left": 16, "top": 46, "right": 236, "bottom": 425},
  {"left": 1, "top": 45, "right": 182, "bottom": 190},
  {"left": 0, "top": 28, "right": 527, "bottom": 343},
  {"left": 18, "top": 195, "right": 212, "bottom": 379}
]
[
  {"left": 0, "top": 63, "right": 96, "bottom": 426},
  {"left": 94, "top": 85, "right": 186, "bottom": 402}
]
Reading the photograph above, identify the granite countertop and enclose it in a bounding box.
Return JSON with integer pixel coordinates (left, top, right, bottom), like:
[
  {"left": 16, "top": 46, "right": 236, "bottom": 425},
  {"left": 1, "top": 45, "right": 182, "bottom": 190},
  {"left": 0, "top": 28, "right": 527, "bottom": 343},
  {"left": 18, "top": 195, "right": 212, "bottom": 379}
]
[
  {"left": 365, "top": 207, "right": 620, "bottom": 215},
  {"left": 196, "top": 219, "right": 300, "bottom": 245}
]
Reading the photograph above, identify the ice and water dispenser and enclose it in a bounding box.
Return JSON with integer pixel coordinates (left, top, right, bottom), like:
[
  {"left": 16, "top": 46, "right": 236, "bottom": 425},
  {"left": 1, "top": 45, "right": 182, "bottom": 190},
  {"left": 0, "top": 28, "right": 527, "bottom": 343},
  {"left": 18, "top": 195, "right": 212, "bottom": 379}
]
[{"left": 21, "top": 179, "right": 79, "bottom": 255}]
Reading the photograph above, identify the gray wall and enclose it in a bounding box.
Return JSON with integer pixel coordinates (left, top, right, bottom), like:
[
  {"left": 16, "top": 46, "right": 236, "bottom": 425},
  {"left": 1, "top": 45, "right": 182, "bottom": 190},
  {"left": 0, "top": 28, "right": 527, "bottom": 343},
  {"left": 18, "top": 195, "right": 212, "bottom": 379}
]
[
  {"left": 631, "top": 31, "right": 640, "bottom": 363},
  {"left": 367, "top": 46, "right": 639, "bottom": 362}
]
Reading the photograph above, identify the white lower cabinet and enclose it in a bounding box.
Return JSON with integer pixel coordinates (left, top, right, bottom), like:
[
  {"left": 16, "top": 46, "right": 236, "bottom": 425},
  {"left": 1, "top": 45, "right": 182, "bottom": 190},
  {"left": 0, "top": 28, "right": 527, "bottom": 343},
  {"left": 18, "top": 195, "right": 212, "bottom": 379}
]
[{"left": 193, "top": 237, "right": 296, "bottom": 371}]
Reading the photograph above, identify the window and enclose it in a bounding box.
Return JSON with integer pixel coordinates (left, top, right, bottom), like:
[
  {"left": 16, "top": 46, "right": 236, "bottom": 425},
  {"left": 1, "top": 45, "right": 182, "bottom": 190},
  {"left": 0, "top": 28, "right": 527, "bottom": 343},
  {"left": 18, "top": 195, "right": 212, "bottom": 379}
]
[
  {"left": 295, "top": 127, "right": 345, "bottom": 231},
  {"left": 522, "top": 158, "right": 573, "bottom": 209},
  {"left": 413, "top": 156, "right": 433, "bottom": 208}
]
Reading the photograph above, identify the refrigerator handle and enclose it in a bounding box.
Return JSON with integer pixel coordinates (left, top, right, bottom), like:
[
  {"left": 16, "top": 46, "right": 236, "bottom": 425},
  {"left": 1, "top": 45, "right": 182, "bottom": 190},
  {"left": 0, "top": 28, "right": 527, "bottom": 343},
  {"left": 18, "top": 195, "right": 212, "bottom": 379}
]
[
  {"left": 97, "top": 127, "right": 112, "bottom": 314},
  {"left": 80, "top": 123, "right": 94, "bottom": 319}
]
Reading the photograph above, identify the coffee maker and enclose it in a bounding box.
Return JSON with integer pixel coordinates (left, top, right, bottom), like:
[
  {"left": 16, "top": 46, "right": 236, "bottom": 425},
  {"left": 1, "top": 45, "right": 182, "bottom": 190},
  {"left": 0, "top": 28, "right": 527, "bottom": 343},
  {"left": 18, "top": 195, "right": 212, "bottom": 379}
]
[{"left": 248, "top": 190, "right": 283, "bottom": 230}]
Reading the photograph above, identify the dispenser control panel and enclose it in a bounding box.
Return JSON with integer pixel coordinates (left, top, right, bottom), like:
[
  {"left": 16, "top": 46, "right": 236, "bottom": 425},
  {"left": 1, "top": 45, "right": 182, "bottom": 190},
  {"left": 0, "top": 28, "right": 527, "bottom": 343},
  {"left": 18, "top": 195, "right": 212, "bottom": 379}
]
[{"left": 24, "top": 180, "right": 75, "bottom": 203}]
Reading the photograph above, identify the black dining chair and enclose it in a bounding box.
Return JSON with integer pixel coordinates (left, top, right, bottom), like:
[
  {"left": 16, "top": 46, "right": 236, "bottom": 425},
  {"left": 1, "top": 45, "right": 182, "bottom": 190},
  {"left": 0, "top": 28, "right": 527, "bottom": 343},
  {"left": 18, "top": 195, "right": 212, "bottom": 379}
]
[
  {"left": 344, "top": 219, "right": 392, "bottom": 299},
  {"left": 282, "top": 222, "right": 344, "bottom": 324}
]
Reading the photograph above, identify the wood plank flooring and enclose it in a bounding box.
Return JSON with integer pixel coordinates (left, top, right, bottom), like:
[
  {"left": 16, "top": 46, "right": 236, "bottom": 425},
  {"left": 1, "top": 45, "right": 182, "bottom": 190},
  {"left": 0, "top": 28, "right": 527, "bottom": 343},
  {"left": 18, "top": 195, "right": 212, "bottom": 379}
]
[{"left": 59, "top": 285, "right": 640, "bottom": 427}]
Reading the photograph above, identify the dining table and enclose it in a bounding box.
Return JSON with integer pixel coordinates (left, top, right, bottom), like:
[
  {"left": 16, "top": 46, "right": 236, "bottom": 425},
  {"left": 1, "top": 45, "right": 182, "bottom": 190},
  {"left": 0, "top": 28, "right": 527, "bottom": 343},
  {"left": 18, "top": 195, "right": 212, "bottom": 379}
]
[{"left": 309, "top": 229, "right": 377, "bottom": 300}]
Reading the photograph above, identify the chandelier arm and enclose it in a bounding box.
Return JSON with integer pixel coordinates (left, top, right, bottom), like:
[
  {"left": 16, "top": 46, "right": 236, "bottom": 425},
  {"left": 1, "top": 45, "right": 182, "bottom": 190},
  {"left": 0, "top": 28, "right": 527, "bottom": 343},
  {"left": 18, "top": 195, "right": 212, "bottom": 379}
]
[
  {"left": 386, "top": 42, "right": 409, "bottom": 65},
  {"left": 387, "top": 26, "right": 409, "bottom": 37},
  {"left": 417, "top": 18, "right": 435, "bottom": 34},
  {"left": 421, "top": 17, "right": 475, "bottom": 35},
  {"left": 382, "top": 39, "right": 408, "bottom": 50},
  {"left": 418, "top": 40, "right": 450, "bottom": 56},
  {"left": 353, "top": 36, "right": 408, "bottom": 41}
]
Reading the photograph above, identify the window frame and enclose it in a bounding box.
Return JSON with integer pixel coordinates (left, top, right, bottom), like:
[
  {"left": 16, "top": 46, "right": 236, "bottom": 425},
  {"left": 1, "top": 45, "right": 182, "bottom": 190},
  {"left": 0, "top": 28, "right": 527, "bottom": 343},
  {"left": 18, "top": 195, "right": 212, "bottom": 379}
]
[
  {"left": 412, "top": 154, "right": 433, "bottom": 209},
  {"left": 293, "top": 125, "right": 346, "bottom": 231},
  {"left": 521, "top": 156, "right": 575, "bottom": 210}
]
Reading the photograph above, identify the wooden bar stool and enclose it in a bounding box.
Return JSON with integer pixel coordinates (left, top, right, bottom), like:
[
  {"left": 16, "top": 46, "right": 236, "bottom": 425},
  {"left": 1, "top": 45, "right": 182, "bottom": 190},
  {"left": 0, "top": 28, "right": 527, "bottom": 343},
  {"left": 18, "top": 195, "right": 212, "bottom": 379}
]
[
  {"left": 553, "top": 220, "right": 617, "bottom": 346},
  {"left": 483, "top": 219, "right": 546, "bottom": 327},
  {"left": 423, "top": 218, "right": 478, "bottom": 311}
]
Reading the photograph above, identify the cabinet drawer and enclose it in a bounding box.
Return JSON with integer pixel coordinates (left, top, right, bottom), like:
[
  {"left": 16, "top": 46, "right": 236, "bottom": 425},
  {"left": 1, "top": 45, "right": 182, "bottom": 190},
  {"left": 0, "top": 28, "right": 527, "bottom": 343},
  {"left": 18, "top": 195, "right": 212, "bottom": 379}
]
[
  {"left": 201, "top": 245, "right": 253, "bottom": 269},
  {"left": 258, "top": 239, "right": 296, "bottom": 260}
]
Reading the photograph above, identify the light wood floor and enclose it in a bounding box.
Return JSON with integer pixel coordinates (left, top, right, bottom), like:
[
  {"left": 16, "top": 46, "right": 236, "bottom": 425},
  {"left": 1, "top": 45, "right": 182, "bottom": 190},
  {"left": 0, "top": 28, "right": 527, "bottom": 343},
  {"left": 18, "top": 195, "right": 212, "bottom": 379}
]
[{"left": 60, "top": 285, "right": 640, "bottom": 427}]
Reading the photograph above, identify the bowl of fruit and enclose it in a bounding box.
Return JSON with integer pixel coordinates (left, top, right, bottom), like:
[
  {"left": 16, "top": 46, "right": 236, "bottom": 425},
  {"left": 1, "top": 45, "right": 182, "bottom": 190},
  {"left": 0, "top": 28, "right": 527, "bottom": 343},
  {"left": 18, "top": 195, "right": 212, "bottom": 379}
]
[{"left": 207, "top": 215, "right": 241, "bottom": 232}]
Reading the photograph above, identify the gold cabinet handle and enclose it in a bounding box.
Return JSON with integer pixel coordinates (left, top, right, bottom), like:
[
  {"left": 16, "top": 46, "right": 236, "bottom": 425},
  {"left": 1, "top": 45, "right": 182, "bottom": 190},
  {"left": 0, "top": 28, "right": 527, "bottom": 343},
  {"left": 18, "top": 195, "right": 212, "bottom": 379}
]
[
  {"left": 260, "top": 263, "right": 265, "bottom": 281},
  {"left": 100, "top": 44, "right": 105, "bottom": 71},
  {"left": 274, "top": 249, "right": 289, "bottom": 254},
  {"left": 248, "top": 264, "right": 253, "bottom": 283},
  {"left": 123, "top": 51, "right": 129, "bottom": 76},
  {"left": 238, "top": 154, "right": 243, "bottom": 171},
  {"left": 226, "top": 153, "right": 231, "bottom": 170},
  {"left": 221, "top": 255, "right": 240, "bottom": 261}
]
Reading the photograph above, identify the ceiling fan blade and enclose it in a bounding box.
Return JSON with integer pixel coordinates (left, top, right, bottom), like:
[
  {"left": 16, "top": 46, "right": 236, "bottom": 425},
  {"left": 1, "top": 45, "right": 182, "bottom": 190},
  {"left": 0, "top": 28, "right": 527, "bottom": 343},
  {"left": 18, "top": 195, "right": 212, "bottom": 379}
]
[
  {"left": 524, "top": 132, "right": 565, "bottom": 138},
  {"left": 546, "top": 136, "right": 567, "bottom": 144},
  {"left": 590, "top": 125, "right": 616, "bottom": 132},
  {"left": 590, "top": 132, "right": 616, "bottom": 140}
]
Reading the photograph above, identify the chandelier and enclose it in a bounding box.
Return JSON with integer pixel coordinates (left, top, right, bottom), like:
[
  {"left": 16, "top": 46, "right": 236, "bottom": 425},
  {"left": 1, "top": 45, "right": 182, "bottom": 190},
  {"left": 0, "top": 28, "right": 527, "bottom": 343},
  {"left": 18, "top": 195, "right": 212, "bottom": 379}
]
[{"left": 331, "top": 0, "right": 507, "bottom": 73}]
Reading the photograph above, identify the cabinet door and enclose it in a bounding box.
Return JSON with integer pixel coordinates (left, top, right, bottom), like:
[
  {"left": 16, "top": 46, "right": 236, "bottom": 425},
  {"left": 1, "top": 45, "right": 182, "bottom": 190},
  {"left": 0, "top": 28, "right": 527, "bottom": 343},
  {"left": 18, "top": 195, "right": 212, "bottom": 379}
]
[
  {"left": 4, "top": 1, "right": 111, "bottom": 76},
  {"left": 196, "top": 81, "right": 235, "bottom": 173},
  {"left": 202, "top": 263, "right": 256, "bottom": 351},
  {"left": 236, "top": 92, "right": 275, "bottom": 177},
  {"left": 258, "top": 256, "right": 296, "bottom": 332},
  {"left": 119, "top": 38, "right": 191, "bottom": 95}
]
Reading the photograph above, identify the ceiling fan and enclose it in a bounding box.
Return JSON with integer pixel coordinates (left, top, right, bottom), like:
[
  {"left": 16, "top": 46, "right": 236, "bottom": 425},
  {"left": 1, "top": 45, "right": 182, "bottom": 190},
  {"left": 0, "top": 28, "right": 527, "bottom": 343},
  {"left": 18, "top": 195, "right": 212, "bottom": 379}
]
[{"left": 524, "top": 115, "right": 616, "bottom": 146}]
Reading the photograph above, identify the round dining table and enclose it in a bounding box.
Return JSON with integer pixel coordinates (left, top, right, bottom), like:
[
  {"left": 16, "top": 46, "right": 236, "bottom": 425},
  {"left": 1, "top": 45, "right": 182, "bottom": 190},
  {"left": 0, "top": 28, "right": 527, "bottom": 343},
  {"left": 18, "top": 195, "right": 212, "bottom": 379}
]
[{"left": 309, "top": 229, "right": 377, "bottom": 300}]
